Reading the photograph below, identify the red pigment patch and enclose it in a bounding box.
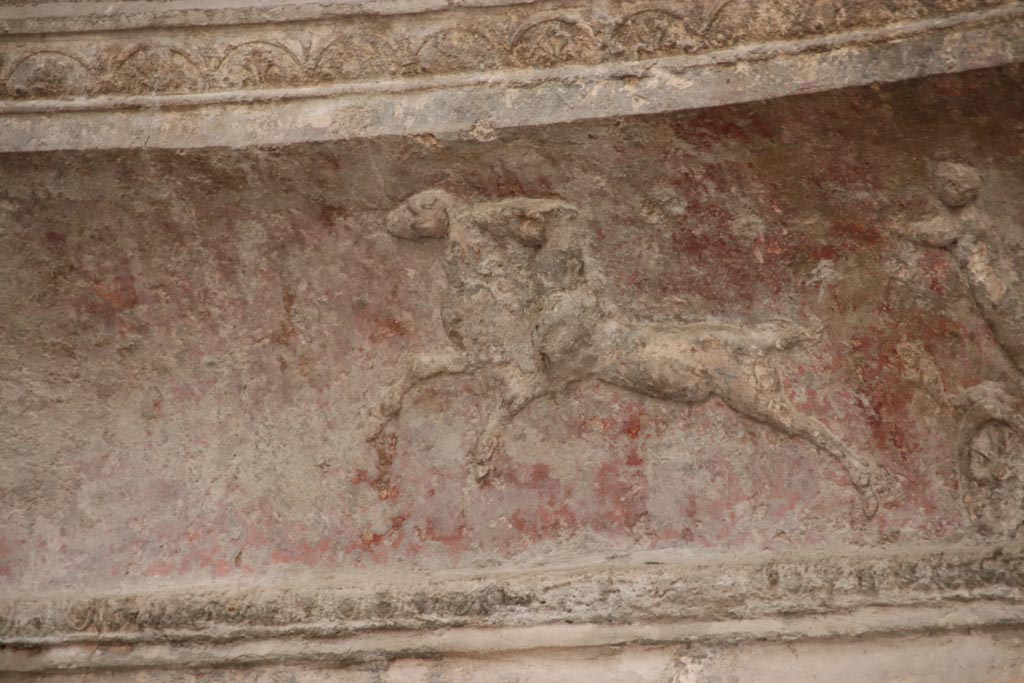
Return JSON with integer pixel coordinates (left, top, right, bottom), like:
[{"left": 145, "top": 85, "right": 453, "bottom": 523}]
[
  {"left": 850, "top": 331, "right": 919, "bottom": 457},
  {"left": 418, "top": 519, "right": 468, "bottom": 553},
  {"left": 271, "top": 537, "right": 333, "bottom": 567},
  {"left": 145, "top": 561, "right": 176, "bottom": 578},
  {"left": 355, "top": 306, "right": 410, "bottom": 344},
  {"left": 44, "top": 231, "right": 67, "bottom": 251},
  {"left": 621, "top": 412, "right": 643, "bottom": 440},
  {"left": 369, "top": 433, "right": 399, "bottom": 501},
  {"left": 812, "top": 243, "right": 840, "bottom": 260},
  {"left": 919, "top": 249, "right": 954, "bottom": 295},
  {"left": 828, "top": 221, "right": 883, "bottom": 245},
  {"left": 503, "top": 463, "right": 578, "bottom": 541},
  {"left": 0, "top": 536, "right": 15, "bottom": 578},
  {"left": 593, "top": 459, "right": 648, "bottom": 533},
  {"left": 346, "top": 516, "right": 406, "bottom": 560},
  {"left": 652, "top": 173, "right": 811, "bottom": 304},
  {"left": 88, "top": 275, "right": 140, "bottom": 315},
  {"left": 671, "top": 112, "right": 750, "bottom": 147}
]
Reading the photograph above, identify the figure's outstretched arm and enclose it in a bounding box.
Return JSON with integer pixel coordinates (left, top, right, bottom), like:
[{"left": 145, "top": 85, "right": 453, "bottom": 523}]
[
  {"left": 461, "top": 198, "right": 579, "bottom": 247},
  {"left": 886, "top": 213, "right": 963, "bottom": 248},
  {"left": 364, "top": 348, "right": 476, "bottom": 442},
  {"left": 883, "top": 161, "right": 982, "bottom": 248}
]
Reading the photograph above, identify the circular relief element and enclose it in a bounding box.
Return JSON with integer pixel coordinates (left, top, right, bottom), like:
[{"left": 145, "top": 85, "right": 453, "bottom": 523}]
[
  {"left": 511, "top": 19, "right": 600, "bottom": 69},
  {"left": 5, "top": 51, "right": 91, "bottom": 98}
]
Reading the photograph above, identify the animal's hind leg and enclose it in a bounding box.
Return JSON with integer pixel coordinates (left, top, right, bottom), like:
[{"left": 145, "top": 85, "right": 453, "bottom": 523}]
[
  {"left": 718, "top": 362, "right": 883, "bottom": 517},
  {"left": 364, "top": 348, "right": 474, "bottom": 442}
]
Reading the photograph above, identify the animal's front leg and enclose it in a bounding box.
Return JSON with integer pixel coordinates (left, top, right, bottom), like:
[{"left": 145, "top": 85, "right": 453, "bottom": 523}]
[
  {"left": 468, "top": 369, "right": 553, "bottom": 481},
  {"left": 364, "top": 348, "right": 474, "bottom": 442}
]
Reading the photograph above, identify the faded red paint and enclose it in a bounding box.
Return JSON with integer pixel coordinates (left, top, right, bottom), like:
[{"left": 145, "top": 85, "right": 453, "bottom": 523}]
[
  {"left": 370, "top": 433, "right": 400, "bottom": 501},
  {"left": 355, "top": 306, "right": 411, "bottom": 345},
  {"left": 919, "top": 249, "right": 954, "bottom": 295},
  {"left": 271, "top": 537, "right": 333, "bottom": 567},
  {"left": 621, "top": 412, "right": 643, "bottom": 440},
  {"left": 502, "top": 463, "right": 579, "bottom": 541},
  {"left": 418, "top": 519, "right": 469, "bottom": 553},
  {"left": 672, "top": 112, "right": 751, "bottom": 147},
  {"left": 346, "top": 516, "right": 406, "bottom": 558},
  {"left": 89, "top": 275, "right": 140, "bottom": 315},
  {"left": 828, "top": 221, "right": 883, "bottom": 245},
  {"left": 43, "top": 230, "right": 67, "bottom": 251},
  {"left": 593, "top": 460, "right": 648, "bottom": 533}
]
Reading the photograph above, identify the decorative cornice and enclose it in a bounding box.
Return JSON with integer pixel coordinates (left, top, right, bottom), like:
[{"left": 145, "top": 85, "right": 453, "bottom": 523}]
[
  {"left": 0, "top": 1, "right": 1021, "bottom": 150},
  {"left": 0, "top": 1, "right": 1019, "bottom": 150},
  {"left": 0, "top": 0, "right": 543, "bottom": 34},
  {"left": 1, "top": 543, "right": 1023, "bottom": 673},
  {"left": 0, "top": 0, "right": 1017, "bottom": 102},
  {"left": 4, "top": 604, "right": 1024, "bottom": 675}
]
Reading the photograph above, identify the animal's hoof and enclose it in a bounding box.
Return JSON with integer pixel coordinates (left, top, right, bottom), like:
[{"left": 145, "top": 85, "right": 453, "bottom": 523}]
[
  {"left": 859, "top": 486, "right": 880, "bottom": 518},
  {"left": 469, "top": 433, "right": 501, "bottom": 483},
  {"left": 473, "top": 462, "right": 492, "bottom": 482},
  {"left": 363, "top": 410, "right": 389, "bottom": 442},
  {"left": 855, "top": 465, "right": 896, "bottom": 519}
]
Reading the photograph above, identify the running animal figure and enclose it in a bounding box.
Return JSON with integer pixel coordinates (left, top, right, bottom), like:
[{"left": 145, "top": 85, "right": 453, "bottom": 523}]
[{"left": 365, "top": 189, "right": 885, "bottom": 516}]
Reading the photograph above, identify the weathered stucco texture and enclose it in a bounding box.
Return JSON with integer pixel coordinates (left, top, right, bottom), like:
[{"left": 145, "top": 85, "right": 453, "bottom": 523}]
[
  {"left": 1, "top": 65, "right": 1024, "bottom": 595},
  {"left": 15, "top": 632, "right": 1024, "bottom": 683}
]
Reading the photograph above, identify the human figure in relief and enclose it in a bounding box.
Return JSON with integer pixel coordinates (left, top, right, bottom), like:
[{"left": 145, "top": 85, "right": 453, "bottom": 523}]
[
  {"left": 365, "top": 189, "right": 885, "bottom": 516},
  {"left": 886, "top": 162, "right": 1024, "bottom": 375},
  {"left": 884, "top": 162, "right": 1024, "bottom": 534}
]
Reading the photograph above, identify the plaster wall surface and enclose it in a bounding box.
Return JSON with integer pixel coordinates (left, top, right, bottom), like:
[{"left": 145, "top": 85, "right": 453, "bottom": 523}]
[{"left": 1, "top": 64, "right": 1024, "bottom": 679}]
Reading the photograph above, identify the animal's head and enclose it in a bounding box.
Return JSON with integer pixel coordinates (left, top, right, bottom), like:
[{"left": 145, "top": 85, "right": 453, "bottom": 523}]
[{"left": 385, "top": 189, "right": 458, "bottom": 240}]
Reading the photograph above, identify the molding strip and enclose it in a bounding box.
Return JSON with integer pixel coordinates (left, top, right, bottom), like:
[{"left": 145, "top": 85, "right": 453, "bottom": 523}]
[
  {"left": 4, "top": 603, "right": 1024, "bottom": 674},
  {"left": 1, "top": 542, "right": 1023, "bottom": 673}
]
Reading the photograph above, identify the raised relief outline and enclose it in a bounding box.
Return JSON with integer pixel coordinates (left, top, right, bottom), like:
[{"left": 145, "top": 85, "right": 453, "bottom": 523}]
[{"left": 365, "top": 190, "right": 886, "bottom": 516}]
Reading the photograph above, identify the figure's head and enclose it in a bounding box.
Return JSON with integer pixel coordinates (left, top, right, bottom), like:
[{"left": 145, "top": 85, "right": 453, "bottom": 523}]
[
  {"left": 385, "top": 189, "right": 457, "bottom": 240},
  {"left": 933, "top": 161, "right": 982, "bottom": 209}
]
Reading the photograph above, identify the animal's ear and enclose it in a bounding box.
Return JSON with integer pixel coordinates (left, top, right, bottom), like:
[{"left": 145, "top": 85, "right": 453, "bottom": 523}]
[{"left": 385, "top": 189, "right": 458, "bottom": 240}]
